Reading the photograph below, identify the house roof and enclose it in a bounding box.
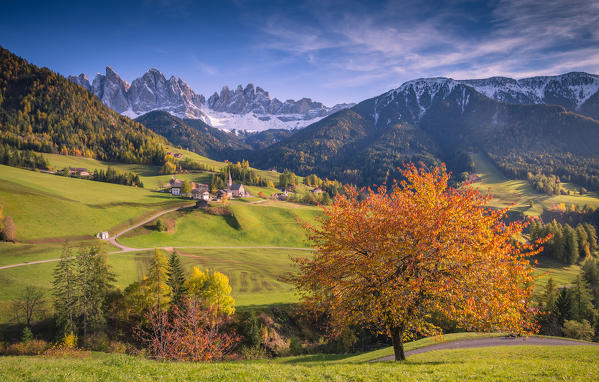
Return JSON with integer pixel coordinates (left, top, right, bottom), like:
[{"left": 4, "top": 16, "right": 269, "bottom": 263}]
[{"left": 230, "top": 184, "right": 244, "bottom": 191}]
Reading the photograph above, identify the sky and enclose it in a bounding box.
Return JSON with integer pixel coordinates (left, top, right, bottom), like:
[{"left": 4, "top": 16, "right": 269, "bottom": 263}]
[{"left": 1, "top": 0, "right": 599, "bottom": 105}]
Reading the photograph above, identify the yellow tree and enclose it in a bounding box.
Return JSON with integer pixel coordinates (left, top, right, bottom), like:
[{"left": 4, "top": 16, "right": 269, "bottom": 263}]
[
  {"left": 185, "top": 267, "right": 235, "bottom": 318},
  {"left": 291, "top": 164, "right": 543, "bottom": 360}
]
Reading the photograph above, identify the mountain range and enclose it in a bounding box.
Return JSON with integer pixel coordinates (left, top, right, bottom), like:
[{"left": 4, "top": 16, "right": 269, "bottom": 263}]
[
  {"left": 2, "top": 44, "right": 599, "bottom": 190},
  {"left": 251, "top": 73, "right": 599, "bottom": 187},
  {"left": 68, "top": 68, "right": 353, "bottom": 132}
]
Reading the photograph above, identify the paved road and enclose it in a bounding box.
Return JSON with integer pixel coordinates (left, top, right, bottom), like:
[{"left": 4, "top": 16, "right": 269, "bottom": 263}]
[{"left": 376, "top": 336, "right": 597, "bottom": 361}]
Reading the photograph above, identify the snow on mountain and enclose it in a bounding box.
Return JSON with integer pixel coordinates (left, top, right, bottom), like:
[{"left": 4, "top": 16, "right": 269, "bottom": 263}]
[
  {"left": 69, "top": 67, "right": 353, "bottom": 132},
  {"left": 373, "top": 77, "right": 458, "bottom": 126},
  {"left": 370, "top": 72, "right": 599, "bottom": 128},
  {"left": 459, "top": 72, "right": 599, "bottom": 110}
]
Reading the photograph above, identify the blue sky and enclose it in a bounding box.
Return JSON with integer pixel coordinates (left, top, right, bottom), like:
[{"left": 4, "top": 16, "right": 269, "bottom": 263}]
[{"left": 2, "top": 0, "right": 598, "bottom": 105}]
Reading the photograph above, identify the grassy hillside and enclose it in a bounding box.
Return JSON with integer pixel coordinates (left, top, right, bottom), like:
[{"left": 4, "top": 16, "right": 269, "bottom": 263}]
[
  {"left": 0, "top": 165, "right": 181, "bottom": 241},
  {"left": 118, "top": 202, "right": 320, "bottom": 249},
  {"left": 468, "top": 153, "right": 599, "bottom": 215},
  {"left": 1, "top": 343, "right": 597, "bottom": 381}
]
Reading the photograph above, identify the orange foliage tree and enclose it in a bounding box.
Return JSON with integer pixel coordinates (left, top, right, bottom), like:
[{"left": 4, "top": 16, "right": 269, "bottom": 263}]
[{"left": 291, "top": 164, "right": 543, "bottom": 360}]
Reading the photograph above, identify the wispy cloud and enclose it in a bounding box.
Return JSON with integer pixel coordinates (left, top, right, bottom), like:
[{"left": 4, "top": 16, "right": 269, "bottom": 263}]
[{"left": 258, "top": 0, "right": 599, "bottom": 92}]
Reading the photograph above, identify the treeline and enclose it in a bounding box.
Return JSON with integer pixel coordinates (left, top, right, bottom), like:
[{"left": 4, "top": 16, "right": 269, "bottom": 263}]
[
  {"left": 90, "top": 167, "right": 143, "bottom": 188},
  {"left": 303, "top": 173, "right": 344, "bottom": 196},
  {"left": 0, "top": 46, "right": 166, "bottom": 164},
  {"left": 527, "top": 172, "right": 562, "bottom": 195},
  {"left": 529, "top": 220, "right": 598, "bottom": 264},
  {"left": 0, "top": 143, "right": 49, "bottom": 170},
  {"left": 490, "top": 151, "right": 599, "bottom": 192},
  {"left": 159, "top": 157, "right": 213, "bottom": 175},
  {"left": 536, "top": 261, "right": 599, "bottom": 341},
  {"left": 209, "top": 161, "right": 268, "bottom": 192}
]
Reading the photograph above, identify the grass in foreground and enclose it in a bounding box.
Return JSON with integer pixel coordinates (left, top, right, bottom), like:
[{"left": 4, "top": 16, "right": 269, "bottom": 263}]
[{"left": 1, "top": 344, "right": 598, "bottom": 381}]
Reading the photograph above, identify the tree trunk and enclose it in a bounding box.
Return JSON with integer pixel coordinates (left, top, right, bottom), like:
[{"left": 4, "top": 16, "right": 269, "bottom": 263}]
[{"left": 391, "top": 326, "right": 406, "bottom": 361}]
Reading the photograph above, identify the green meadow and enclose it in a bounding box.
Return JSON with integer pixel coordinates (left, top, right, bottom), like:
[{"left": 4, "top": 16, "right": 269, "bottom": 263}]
[
  {"left": 468, "top": 153, "right": 599, "bottom": 215},
  {"left": 1, "top": 339, "right": 597, "bottom": 381}
]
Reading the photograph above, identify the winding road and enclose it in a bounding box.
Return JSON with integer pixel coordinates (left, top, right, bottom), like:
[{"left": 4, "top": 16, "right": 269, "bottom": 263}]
[
  {"left": 375, "top": 336, "right": 597, "bottom": 361},
  {"left": 0, "top": 204, "right": 313, "bottom": 270}
]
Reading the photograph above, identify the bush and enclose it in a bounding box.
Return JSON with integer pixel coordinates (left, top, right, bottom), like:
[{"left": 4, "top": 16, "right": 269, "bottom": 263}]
[
  {"left": 5, "top": 340, "right": 49, "bottom": 355},
  {"left": 22, "top": 327, "right": 34, "bottom": 342},
  {"left": 289, "top": 337, "right": 303, "bottom": 355},
  {"left": 83, "top": 332, "right": 110, "bottom": 351},
  {"left": 562, "top": 320, "right": 595, "bottom": 341},
  {"left": 156, "top": 219, "right": 167, "bottom": 232},
  {"left": 239, "top": 345, "right": 269, "bottom": 360},
  {"left": 108, "top": 341, "right": 128, "bottom": 354}
]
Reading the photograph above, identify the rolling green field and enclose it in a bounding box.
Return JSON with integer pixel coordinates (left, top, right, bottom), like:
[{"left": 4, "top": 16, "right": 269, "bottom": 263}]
[
  {"left": 118, "top": 202, "right": 320, "bottom": 249},
  {"left": 0, "top": 165, "right": 183, "bottom": 241},
  {"left": 1, "top": 342, "right": 598, "bottom": 381},
  {"left": 468, "top": 153, "right": 599, "bottom": 215}
]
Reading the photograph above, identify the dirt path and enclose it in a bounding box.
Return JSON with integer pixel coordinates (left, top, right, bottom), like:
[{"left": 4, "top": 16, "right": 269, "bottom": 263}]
[
  {"left": 108, "top": 204, "right": 193, "bottom": 251},
  {"left": 0, "top": 203, "right": 314, "bottom": 270},
  {"left": 376, "top": 336, "right": 597, "bottom": 361}
]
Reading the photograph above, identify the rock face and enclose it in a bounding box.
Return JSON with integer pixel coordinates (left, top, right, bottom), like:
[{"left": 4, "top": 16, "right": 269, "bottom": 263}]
[
  {"left": 69, "top": 67, "right": 353, "bottom": 131},
  {"left": 207, "top": 83, "right": 334, "bottom": 119},
  {"left": 91, "top": 67, "right": 130, "bottom": 113},
  {"left": 128, "top": 68, "right": 206, "bottom": 119},
  {"left": 67, "top": 73, "right": 91, "bottom": 92}
]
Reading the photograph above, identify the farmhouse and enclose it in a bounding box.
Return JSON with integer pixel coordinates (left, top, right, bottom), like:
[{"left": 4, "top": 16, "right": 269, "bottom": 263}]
[
  {"left": 191, "top": 183, "right": 210, "bottom": 200},
  {"left": 168, "top": 178, "right": 184, "bottom": 196},
  {"left": 70, "top": 167, "right": 90, "bottom": 177},
  {"left": 96, "top": 231, "right": 109, "bottom": 240},
  {"left": 468, "top": 174, "right": 482, "bottom": 183}
]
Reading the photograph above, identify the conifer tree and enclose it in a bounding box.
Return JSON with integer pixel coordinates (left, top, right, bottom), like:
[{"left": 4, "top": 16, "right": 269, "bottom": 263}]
[
  {"left": 167, "top": 251, "right": 187, "bottom": 307},
  {"left": 564, "top": 225, "right": 579, "bottom": 264},
  {"left": 52, "top": 246, "right": 79, "bottom": 335},
  {"left": 76, "top": 245, "right": 115, "bottom": 337},
  {"left": 570, "top": 275, "right": 597, "bottom": 323},
  {"left": 146, "top": 249, "right": 172, "bottom": 310}
]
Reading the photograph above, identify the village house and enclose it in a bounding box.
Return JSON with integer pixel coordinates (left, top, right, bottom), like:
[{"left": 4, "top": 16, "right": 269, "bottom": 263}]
[
  {"left": 96, "top": 231, "right": 109, "bottom": 240},
  {"left": 468, "top": 174, "right": 482, "bottom": 183},
  {"left": 191, "top": 183, "right": 210, "bottom": 200},
  {"left": 70, "top": 167, "right": 90, "bottom": 177},
  {"left": 168, "top": 178, "right": 184, "bottom": 196}
]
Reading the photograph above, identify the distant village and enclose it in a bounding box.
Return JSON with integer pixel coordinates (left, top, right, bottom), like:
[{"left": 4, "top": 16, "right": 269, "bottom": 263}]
[{"left": 163, "top": 171, "right": 248, "bottom": 202}]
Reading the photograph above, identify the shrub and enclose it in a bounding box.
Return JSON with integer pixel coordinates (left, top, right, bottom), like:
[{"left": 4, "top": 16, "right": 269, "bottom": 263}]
[
  {"left": 289, "top": 337, "right": 303, "bottom": 355},
  {"left": 22, "top": 327, "right": 34, "bottom": 342},
  {"left": 108, "top": 341, "right": 128, "bottom": 354},
  {"left": 562, "top": 320, "right": 595, "bottom": 341},
  {"left": 6, "top": 340, "right": 49, "bottom": 355},
  {"left": 239, "top": 345, "right": 269, "bottom": 360},
  {"left": 83, "top": 332, "right": 110, "bottom": 351},
  {"left": 156, "top": 219, "right": 167, "bottom": 232}
]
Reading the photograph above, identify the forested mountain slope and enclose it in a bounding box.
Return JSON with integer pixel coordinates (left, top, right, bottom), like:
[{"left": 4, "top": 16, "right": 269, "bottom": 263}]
[{"left": 0, "top": 46, "right": 166, "bottom": 164}]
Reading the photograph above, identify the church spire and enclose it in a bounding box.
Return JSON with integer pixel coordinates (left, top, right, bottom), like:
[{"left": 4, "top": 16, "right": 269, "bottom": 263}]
[{"left": 228, "top": 169, "right": 233, "bottom": 189}]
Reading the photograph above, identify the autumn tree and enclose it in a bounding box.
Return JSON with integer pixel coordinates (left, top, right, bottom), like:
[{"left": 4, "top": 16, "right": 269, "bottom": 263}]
[
  {"left": 185, "top": 267, "right": 235, "bottom": 319},
  {"left": 292, "top": 164, "right": 542, "bottom": 360},
  {"left": 1, "top": 216, "right": 16, "bottom": 242}
]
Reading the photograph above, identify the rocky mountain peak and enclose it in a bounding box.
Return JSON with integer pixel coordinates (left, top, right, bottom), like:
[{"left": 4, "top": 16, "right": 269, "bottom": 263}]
[{"left": 67, "top": 73, "right": 91, "bottom": 91}]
